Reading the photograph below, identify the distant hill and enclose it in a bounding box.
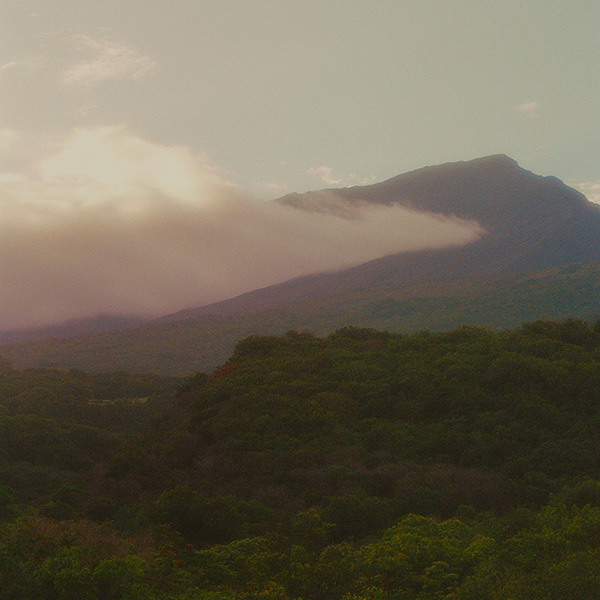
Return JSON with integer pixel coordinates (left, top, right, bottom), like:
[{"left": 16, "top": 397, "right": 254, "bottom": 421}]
[
  {"left": 2, "top": 262, "right": 600, "bottom": 375},
  {"left": 3, "top": 155, "right": 600, "bottom": 374},
  {"left": 0, "top": 314, "right": 148, "bottom": 344}
]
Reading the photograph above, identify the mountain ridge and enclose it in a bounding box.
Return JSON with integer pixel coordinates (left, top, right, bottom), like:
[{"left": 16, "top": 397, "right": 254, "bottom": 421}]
[
  {"left": 3, "top": 154, "right": 600, "bottom": 374},
  {"left": 162, "top": 154, "right": 600, "bottom": 320}
]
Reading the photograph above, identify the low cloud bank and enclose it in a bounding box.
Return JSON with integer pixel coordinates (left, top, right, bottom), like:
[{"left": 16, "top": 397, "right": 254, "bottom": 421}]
[
  {"left": 0, "top": 127, "right": 484, "bottom": 330},
  {"left": 574, "top": 182, "right": 600, "bottom": 205}
]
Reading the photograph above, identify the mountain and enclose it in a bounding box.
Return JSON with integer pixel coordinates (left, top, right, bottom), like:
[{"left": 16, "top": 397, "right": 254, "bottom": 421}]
[
  {"left": 165, "top": 154, "right": 600, "bottom": 319},
  {"left": 3, "top": 155, "right": 600, "bottom": 374},
  {"left": 0, "top": 314, "right": 148, "bottom": 344}
]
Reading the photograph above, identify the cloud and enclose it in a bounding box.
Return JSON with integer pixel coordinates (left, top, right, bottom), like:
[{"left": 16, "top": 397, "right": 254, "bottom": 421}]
[
  {"left": 574, "top": 181, "right": 600, "bottom": 204},
  {"left": 515, "top": 102, "right": 540, "bottom": 118},
  {"left": 308, "top": 165, "right": 343, "bottom": 185},
  {"left": 0, "top": 127, "right": 484, "bottom": 331},
  {"left": 0, "top": 56, "right": 44, "bottom": 74},
  {"left": 0, "top": 130, "right": 16, "bottom": 151},
  {"left": 0, "top": 62, "right": 18, "bottom": 72},
  {"left": 37, "top": 126, "right": 221, "bottom": 202},
  {"left": 61, "top": 35, "right": 156, "bottom": 88},
  {"left": 252, "top": 181, "right": 291, "bottom": 198},
  {"left": 308, "top": 166, "right": 377, "bottom": 188}
]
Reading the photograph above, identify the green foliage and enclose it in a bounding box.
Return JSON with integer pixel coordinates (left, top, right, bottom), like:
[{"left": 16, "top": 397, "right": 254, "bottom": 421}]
[
  {"left": 0, "top": 367, "right": 178, "bottom": 501},
  {"left": 4, "top": 319, "right": 600, "bottom": 597},
  {"left": 114, "top": 320, "right": 600, "bottom": 518},
  {"left": 153, "top": 487, "right": 273, "bottom": 547}
]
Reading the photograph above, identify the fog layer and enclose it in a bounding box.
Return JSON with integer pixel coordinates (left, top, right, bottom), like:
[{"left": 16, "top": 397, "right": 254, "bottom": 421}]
[{"left": 0, "top": 127, "right": 484, "bottom": 330}]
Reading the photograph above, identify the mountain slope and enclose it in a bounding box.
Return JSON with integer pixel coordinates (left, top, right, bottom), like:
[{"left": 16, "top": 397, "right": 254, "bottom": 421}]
[
  {"left": 0, "top": 314, "right": 148, "bottom": 344},
  {"left": 3, "top": 155, "right": 600, "bottom": 374},
  {"left": 167, "top": 154, "right": 600, "bottom": 319}
]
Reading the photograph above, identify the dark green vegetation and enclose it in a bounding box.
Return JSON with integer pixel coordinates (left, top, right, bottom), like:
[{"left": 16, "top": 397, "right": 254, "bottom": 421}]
[
  {"left": 3, "top": 262, "right": 600, "bottom": 375},
  {"left": 0, "top": 367, "right": 178, "bottom": 501},
  {"left": 4, "top": 320, "right": 600, "bottom": 597}
]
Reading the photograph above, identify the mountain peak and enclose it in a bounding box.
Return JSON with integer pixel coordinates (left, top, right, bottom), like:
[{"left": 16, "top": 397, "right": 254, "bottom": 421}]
[
  {"left": 299, "top": 154, "right": 587, "bottom": 229},
  {"left": 468, "top": 153, "right": 519, "bottom": 165},
  {"left": 395, "top": 153, "right": 522, "bottom": 179},
  {"left": 275, "top": 154, "right": 600, "bottom": 282},
  {"left": 457, "top": 154, "right": 523, "bottom": 174}
]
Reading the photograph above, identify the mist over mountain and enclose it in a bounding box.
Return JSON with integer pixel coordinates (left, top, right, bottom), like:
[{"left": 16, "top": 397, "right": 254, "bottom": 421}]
[
  {"left": 4, "top": 154, "right": 600, "bottom": 374},
  {"left": 0, "top": 127, "right": 482, "bottom": 332},
  {"left": 167, "top": 154, "right": 600, "bottom": 320},
  {"left": 0, "top": 315, "right": 148, "bottom": 345}
]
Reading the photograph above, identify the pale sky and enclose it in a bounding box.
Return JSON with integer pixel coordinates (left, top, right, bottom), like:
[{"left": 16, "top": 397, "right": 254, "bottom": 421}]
[
  {"left": 1, "top": 1, "right": 599, "bottom": 330},
  {"left": 3, "top": 0, "right": 599, "bottom": 194}
]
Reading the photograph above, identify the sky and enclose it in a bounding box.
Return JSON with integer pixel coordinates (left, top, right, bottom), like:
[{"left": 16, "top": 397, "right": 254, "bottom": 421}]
[{"left": 1, "top": 1, "right": 599, "bottom": 330}]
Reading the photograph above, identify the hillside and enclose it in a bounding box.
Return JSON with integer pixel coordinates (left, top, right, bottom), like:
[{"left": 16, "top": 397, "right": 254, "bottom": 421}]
[
  {"left": 0, "top": 314, "right": 148, "bottom": 345},
  {"left": 4, "top": 321, "right": 600, "bottom": 598},
  {"left": 3, "top": 155, "right": 600, "bottom": 375},
  {"left": 3, "top": 261, "right": 600, "bottom": 375},
  {"left": 173, "top": 154, "right": 600, "bottom": 318},
  {"left": 102, "top": 321, "right": 600, "bottom": 511}
]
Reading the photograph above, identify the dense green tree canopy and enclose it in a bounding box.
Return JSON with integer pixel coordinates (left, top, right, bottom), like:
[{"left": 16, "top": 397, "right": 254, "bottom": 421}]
[{"left": 4, "top": 319, "right": 600, "bottom": 598}]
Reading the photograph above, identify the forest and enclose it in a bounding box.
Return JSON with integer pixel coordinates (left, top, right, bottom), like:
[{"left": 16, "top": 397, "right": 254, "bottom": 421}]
[{"left": 2, "top": 319, "right": 600, "bottom": 598}]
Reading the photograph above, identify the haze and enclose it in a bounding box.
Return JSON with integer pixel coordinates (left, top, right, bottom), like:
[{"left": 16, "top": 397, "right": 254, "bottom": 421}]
[
  {"left": 1, "top": 2, "right": 599, "bottom": 330},
  {"left": 0, "top": 126, "right": 483, "bottom": 330}
]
